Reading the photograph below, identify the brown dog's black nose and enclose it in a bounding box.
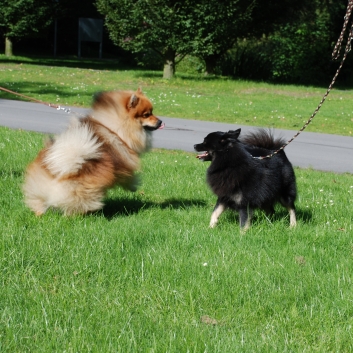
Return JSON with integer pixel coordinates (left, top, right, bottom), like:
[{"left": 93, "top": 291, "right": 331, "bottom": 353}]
[{"left": 156, "top": 119, "right": 164, "bottom": 129}]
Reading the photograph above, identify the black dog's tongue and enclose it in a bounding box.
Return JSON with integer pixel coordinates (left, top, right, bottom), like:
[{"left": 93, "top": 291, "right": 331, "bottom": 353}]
[{"left": 196, "top": 152, "right": 208, "bottom": 159}]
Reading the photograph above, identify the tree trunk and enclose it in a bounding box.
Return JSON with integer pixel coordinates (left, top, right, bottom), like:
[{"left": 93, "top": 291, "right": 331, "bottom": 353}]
[
  {"left": 5, "top": 37, "right": 13, "bottom": 56},
  {"left": 163, "top": 48, "right": 176, "bottom": 79},
  {"left": 203, "top": 54, "right": 220, "bottom": 75}
]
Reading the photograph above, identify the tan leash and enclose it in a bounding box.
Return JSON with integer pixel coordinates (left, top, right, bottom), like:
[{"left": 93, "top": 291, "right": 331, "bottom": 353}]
[{"left": 0, "top": 85, "right": 72, "bottom": 114}]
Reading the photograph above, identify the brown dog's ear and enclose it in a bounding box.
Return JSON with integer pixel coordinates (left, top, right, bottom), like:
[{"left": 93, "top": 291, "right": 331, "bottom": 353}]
[
  {"left": 128, "top": 93, "right": 139, "bottom": 108},
  {"left": 136, "top": 87, "right": 142, "bottom": 94}
]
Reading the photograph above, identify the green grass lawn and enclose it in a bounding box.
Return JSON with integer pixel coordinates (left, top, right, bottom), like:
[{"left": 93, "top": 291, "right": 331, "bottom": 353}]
[
  {"left": 1, "top": 126, "right": 353, "bottom": 352},
  {"left": 1, "top": 55, "right": 353, "bottom": 136}
]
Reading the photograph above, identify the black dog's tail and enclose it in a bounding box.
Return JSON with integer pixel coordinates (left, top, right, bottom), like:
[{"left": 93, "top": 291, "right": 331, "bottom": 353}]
[{"left": 240, "top": 129, "right": 285, "bottom": 150}]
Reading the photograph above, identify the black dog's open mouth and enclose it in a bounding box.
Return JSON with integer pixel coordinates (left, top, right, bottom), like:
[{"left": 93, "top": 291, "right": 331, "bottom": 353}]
[{"left": 196, "top": 151, "right": 209, "bottom": 160}]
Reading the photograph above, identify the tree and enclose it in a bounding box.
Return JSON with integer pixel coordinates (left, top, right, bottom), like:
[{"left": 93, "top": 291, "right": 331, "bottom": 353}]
[
  {"left": 189, "top": 0, "right": 254, "bottom": 75},
  {"left": 0, "top": 0, "right": 56, "bottom": 56},
  {"left": 95, "top": 0, "right": 255, "bottom": 77},
  {"left": 96, "top": 0, "right": 312, "bottom": 78},
  {"left": 96, "top": 0, "right": 201, "bottom": 78}
]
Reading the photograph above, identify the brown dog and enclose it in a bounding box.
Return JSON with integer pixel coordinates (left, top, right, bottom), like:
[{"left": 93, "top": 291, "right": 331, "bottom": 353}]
[{"left": 23, "top": 88, "right": 164, "bottom": 215}]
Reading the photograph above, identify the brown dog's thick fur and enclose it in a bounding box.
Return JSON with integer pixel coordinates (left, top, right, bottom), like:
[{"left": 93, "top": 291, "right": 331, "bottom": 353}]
[{"left": 23, "top": 88, "right": 163, "bottom": 215}]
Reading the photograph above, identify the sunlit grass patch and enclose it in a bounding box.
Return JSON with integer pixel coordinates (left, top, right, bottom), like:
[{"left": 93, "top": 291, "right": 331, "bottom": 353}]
[{"left": 1, "top": 126, "right": 352, "bottom": 352}]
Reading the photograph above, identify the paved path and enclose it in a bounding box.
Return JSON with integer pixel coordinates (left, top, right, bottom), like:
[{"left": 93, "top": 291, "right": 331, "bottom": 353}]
[{"left": 1, "top": 98, "right": 352, "bottom": 174}]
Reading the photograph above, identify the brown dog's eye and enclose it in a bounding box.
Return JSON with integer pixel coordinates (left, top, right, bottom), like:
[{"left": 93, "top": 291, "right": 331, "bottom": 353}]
[{"left": 143, "top": 112, "right": 151, "bottom": 118}]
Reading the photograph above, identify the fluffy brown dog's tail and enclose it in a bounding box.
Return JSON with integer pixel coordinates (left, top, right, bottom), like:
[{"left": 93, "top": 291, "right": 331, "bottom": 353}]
[
  {"left": 43, "top": 119, "right": 103, "bottom": 178},
  {"left": 240, "top": 129, "right": 285, "bottom": 150}
]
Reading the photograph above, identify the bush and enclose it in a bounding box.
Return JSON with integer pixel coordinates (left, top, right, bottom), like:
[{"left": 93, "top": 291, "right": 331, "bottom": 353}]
[
  {"left": 176, "top": 55, "right": 205, "bottom": 75},
  {"left": 221, "top": 39, "right": 272, "bottom": 81},
  {"left": 134, "top": 49, "right": 164, "bottom": 70},
  {"left": 220, "top": 17, "right": 353, "bottom": 85}
]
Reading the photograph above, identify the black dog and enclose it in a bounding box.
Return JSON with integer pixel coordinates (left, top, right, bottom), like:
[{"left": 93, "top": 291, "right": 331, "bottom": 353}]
[{"left": 194, "top": 128, "right": 297, "bottom": 230}]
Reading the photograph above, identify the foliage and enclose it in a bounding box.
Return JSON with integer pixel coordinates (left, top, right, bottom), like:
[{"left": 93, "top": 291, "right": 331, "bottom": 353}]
[
  {"left": 94, "top": 0, "right": 311, "bottom": 77},
  {"left": 0, "top": 0, "right": 55, "bottom": 43},
  {"left": 222, "top": 0, "right": 353, "bottom": 84},
  {"left": 134, "top": 48, "right": 164, "bottom": 70},
  {"left": 183, "top": 0, "right": 254, "bottom": 74},
  {"left": 0, "top": 0, "right": 58, "bottom": 56},
  {"left": 95, "top": 0, "right": 303, "bottom": 77},
  {"left": 268, "top": 24, "right": 331, "bottom": 83},
  {"left": 249, "top": 0, "right": 312, "bottom": 36},
  {"left": 192, "top": 0, "right": 314, "bottom": 74},
  {"left": 265, "top": 1, "right": 341, "bottom": 84},
  {"left": 95, "top": 0, "right": 198, "bottom": 78},
  {"left": 176, "top": 55, "right": 205, "bottom": 75}
]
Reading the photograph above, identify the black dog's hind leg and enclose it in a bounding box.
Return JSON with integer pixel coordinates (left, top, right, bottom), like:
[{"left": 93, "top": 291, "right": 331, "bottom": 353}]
[
  {"left": 239, "top": 207, "right": 253, "bottom": 231},
  {"left": 287, "top": 205, "right": 297, "bottom": 228},
  {"left": 280, "top": 198, "right": 297, "bottom": 228},
  {"left": 209, "top": 199, "right": 226, "bottom": 228}
]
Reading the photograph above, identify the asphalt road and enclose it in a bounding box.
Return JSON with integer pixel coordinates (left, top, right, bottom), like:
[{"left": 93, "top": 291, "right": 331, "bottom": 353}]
[{"left": 1, "top": 98, "right": 352, "bottom": 174}]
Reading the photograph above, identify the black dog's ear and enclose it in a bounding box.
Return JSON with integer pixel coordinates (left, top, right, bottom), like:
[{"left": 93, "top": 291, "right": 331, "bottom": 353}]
[
  {"left": 222, "top": 129, "right": 240, "bottom": 142},
  {"left": 220, "top": 129, "right": 240, "bottom": 146},
  {"left": 226, "top": 128, "right": 241, "bottom": 139}
]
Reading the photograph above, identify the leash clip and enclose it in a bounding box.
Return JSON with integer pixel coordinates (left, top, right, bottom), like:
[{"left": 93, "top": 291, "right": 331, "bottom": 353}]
[{"left": 57, "top": 106, "right": 71, "bottom": 114}]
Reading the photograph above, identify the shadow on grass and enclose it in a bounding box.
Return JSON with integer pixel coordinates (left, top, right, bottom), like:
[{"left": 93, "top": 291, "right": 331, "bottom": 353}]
[
  {"left": 135, "top": 71, "right": 223, "bottom": 81},
  {"left": 217, "top": 207, "right": 313, "bottom": 227},
  {"left": 101, "top": 197, "right": 207, "bottom": 220},
  {"left": 0, "top": 169, "right": 24, "bottom": 178},
  {"left": 263, "top": 208, "right": 313, "bottom": 224},
  {"left": 0, "top": 55, "right": 131, "bottom": 71},
  {"left": 293, "top": 208, "right": 313, "bottom": 223}
]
